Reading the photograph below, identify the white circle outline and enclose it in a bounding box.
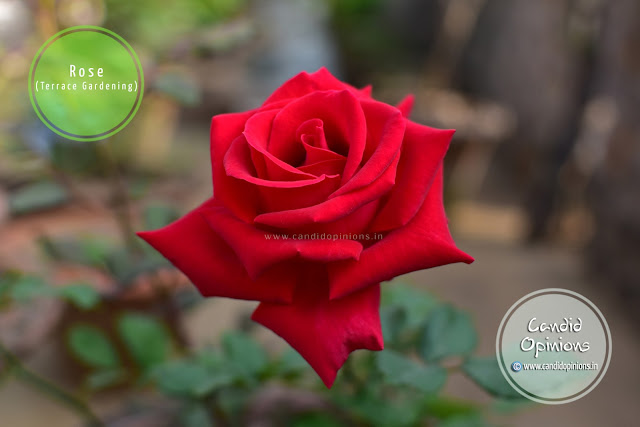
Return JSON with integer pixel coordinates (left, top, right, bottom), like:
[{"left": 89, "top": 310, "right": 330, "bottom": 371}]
[{"left": 495, "top": 288, "right": 612, "bottom": 404}]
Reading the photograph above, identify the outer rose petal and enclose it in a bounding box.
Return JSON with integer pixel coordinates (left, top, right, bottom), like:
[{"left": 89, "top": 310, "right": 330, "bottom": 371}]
[
  {"left": 369, "top": 122, "right": 454, "bottom": 232},
  {"left": 359, "top": 85, "right": 373, "bottom": 98},
  {"left": 262, "top": 67, "right": 371, "bottom": 106},
  {"left": 211, "top": 111, "right": 259, "bottom": 222},
  {"left": 328, "top": 167, "right": 474, "bottom": 300},
  {"left": 290, "top": 200, "right": 380, "bottom": 236},
  {"left": 252, "top": 267, "right": 383, "bottom": 387},
  {"left": 396, "top": 94, "right": 415, "bottom": 118},
  {"left": 201, "top": 205, "right": 363, "bottom": 279},
  {"left": 137, "top": 199, "right": 296, "bottom": 303}
]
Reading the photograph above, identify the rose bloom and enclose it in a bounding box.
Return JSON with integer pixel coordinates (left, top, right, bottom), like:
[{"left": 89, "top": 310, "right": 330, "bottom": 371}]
[{"left": 138, "top": 68, "right": 473, "bottom": 387}]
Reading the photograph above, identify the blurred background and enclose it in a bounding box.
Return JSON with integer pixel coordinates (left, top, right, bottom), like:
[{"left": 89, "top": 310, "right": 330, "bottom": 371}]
[{"left": 1, "top": 0, "right": 639, "bottom": 426}]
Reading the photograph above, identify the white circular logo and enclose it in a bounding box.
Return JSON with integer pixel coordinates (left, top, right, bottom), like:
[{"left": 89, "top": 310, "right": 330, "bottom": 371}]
[{"left": 496, "top": 289, "right": 611, "bottom": 404}]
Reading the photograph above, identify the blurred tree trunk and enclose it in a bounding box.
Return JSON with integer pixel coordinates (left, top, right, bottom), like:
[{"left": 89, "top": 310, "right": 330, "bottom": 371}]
[
  {"left": 457, "top": 0, "right": 587, "bottom": 239},
  {"left": 586, "top": 0, "right": 640, "bottom": 310}
]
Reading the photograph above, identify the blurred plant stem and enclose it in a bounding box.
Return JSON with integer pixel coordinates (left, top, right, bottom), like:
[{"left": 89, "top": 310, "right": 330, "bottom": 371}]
[
  {"left": 341, "top": 354, "right": 365, "bottom": 393},
  {"left": 96, "top": 140, "right": 143, "bottom": 258},
  {"left": 0, "top": 342, "right": 104, "bottom": 427},
  {"left": 208, "top": 391, "right": 230, "bottom": 427},
  {"left": 49, "top": 164, "right": 104, "bottom": 212}
]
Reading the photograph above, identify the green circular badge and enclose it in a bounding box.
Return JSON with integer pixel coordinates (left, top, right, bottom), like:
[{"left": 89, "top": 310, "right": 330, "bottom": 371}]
[{"left": 28, "top": 26, "right": 144, "bottom": 141}]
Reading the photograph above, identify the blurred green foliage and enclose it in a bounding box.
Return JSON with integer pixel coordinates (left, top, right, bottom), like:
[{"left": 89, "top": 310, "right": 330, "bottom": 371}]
[
  {"left": 118, "top": 312, "right": 173, "bottom": 369},
  {"left": 0, "top": 3, "right": 531, "bottom": 424},
  {"left": 39, "top": 203, "right": 178, "bottom": 285},
  {"left": 68, "top": 324, "right": 120, "bottom": 369},
  {"left": 9, "top": 180, "right": 69, "bottom": 215},
  {"left": 104, "top": 0, "right": 247, "bottom": 53},
  {"left": 0, "top": 271, "right": 100, "bottom": 310},
  {"left": 73, "top": 283, "right": 527, "bottom": 426},
  {"left": 1, "top": 261, "right": 529, "bottom": 426}
]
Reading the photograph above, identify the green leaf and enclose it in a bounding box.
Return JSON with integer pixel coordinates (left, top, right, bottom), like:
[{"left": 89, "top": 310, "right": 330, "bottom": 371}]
[
  {"left": 222, "top": 332, "right": 268, "bottom": 378},
  {"left": 216, "top": 388, "right": 252, "bottom": 420},
  {"left": 196, "top": 347, "right": 226, "bottom": 370},
  {"left": 376, "top": 350, "right": 447, "bottom": 394},
  {"left": 38, "top": 236, "right": 113, "bottom": 268},
  {"left": 152, "top": 361, "right": 234, "bottom": 398},
  {"left": 423, "top": 396, "right": 479, "bottom": 420},
  {"left": 276, "top": 348, "right": 308, "bottom": 375},
  {"left": 180, "top": 403, "right": 213, "bottom": 427},
  {"left": 380, "top": 305, "right": 407, "bottom": 344},
  {"left": 382, "top": 285, "right": 439, "bottom": 328},
  {"left": 10, "top": 276, "right": 51, "bottom": 302},
  {"left": 79, "top": 237, "right": 114, "bottom": 266},
  {"left": 68, "top": 324, "right": 120, "bottom": 368},
  {"left": 143, "top": 203, "right": 180, "bottom": 230},
  {"left": 419, "top": 305, "right": 477, "bottom": 362},
  {"left": 86, "top": 368, "right": 127, "bottom": 390},
  {"left": 462, "top": 356, "right": 522, "bottom": 399},
  {"left": 118, "top": 313, "right": 172, "bottom": 370},
  {"left": 8, "top": 276, "right": 100, "bottom": 310},
  {"left": 491, "top": 398, "right": 532, "bottom": 414},
  {"left": 336, "top": 390, "right": 422, "bottom": 427},
  {"left": 0, "top": 281, "right": 10, "bottom": 302},
  {"left": 50, "top": 142, "right": 101, "bottom": 175},
  {"left": 9, "top": 181, "right": 69, "bottom": 215},
  {"left": 291, "top": 413, "right": 344, "bottom": 427},
  {"left": 57, "top": 283, "right": 100, "bottom": 310},
  {"left": 0, "top": 273, "right": 17, "bottom": 302},
  {"left": 104, "top": 248, "right": 169, "bottom": 284},
  {"left": 438, "top": 414, "right": 489, "bottom": 427}
]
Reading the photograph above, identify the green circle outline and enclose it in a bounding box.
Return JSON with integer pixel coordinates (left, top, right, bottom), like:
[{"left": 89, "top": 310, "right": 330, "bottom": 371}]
[{"left": 28, "top": 25, "right": 144, "bottom": 142}]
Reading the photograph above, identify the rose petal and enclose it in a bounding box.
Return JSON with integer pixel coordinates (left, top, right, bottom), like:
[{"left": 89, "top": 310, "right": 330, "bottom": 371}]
[
  {"left": 289, "top": 200, "right": 380, "bottom": 236},
  {"left": 211, "top": 111, "right": 260, "bottom": 222},
  {"left": 254, "top": 151, "right": 400, "bottom": 228},
  {"left": 332, "top": 99, "right": 405, "bottom": 195},
  {"left": 243, "top": 110, "right": 317, "bottom": 181},
  {"left": 137, "top": 199, "right": 297, "bottom": 303},
  {"left": 298, "top": 159, "right": 346, "bottom": 177},
  {"left": 201, "top": 205, "right": 363, "bottom": 279},
  {"left": 262, "top": 67, "right": 371, "bottom": 106},
  {"left": 296, "top": 119, "right": 348, "bottom": 174},
  {"left": 328, "top": 167, "right": 474, "bottom": 299},
  {"left": 369, "top": 122, "right": 454, "bottom": 232},
  {"left": 252, "top": 267, "right": 383, "bottom": 387},
  {"left": 359, "top": 85, "right": 373, "bottom": 98},
  {"left": 396, "top": 94, "right": 415, "bottom": 118},
  {"left": 302, "top": 141, "right": 346, "bottom": 166},
  {"left": 268, "top": 90, "right": 367, "bottom": 181},
  {"left": 259, "top": 180, "right": 343, "bottom": 212},
  {"left": 225, "top": 135, "right": 341, "bottom": 212},
  {"left": 297, "top": 118, "right": 330, "bottom": 150},
  {"left": 225, "top": 135, "right": 336, "bottom": 188}
]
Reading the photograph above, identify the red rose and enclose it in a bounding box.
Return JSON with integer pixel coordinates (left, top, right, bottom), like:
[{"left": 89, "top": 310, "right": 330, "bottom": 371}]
[{"left": 138, "top": 68, "right": 473, "bottom": 387}]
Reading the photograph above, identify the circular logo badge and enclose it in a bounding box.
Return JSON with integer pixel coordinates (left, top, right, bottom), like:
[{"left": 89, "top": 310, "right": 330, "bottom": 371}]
[
  {"left": 496, "top": 289, "right": 611, "bottom": 404},
  {"left": 28, "top": 26, "right": 144, "bottom": 141}
]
